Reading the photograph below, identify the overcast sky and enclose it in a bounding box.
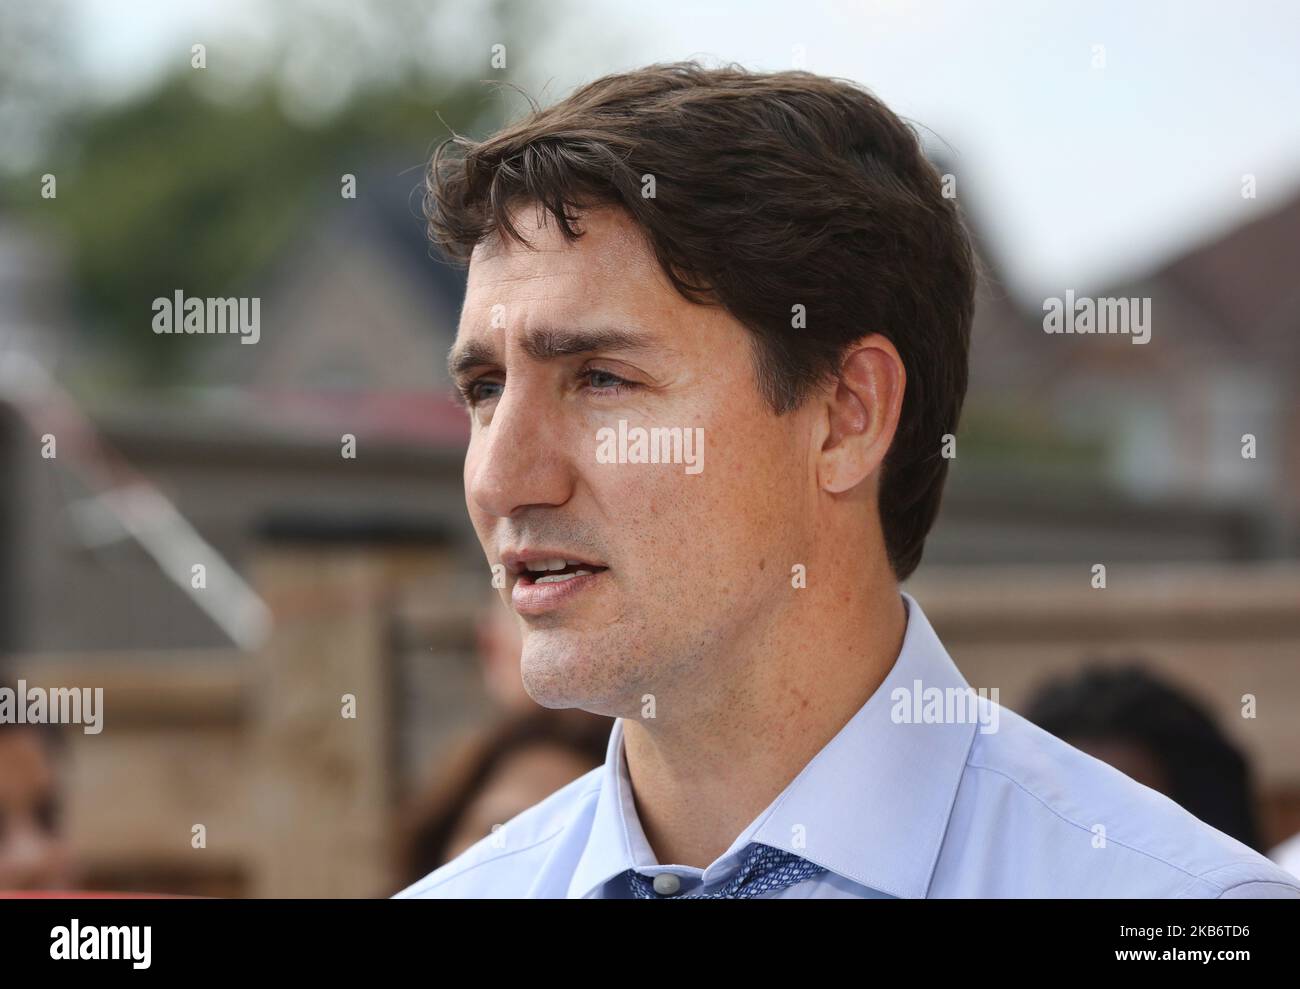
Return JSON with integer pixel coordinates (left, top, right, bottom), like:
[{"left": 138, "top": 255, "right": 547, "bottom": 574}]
[{"left": 71, "top": 0, "right": 1300, "bottom": 302}]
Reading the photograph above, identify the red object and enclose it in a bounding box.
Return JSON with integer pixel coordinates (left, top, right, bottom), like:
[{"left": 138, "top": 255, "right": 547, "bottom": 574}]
[{"left": 0, "top": 890, "right": 197, "bottom": 899}]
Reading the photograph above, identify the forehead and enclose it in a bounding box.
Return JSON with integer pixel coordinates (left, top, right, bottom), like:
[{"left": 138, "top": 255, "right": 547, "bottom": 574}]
[{"left": 462, "top": 205, "right": 672, "bottom": 319}]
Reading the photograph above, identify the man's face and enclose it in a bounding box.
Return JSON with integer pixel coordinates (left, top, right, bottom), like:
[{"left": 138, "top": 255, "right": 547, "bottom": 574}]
[{"left": 452, "top": 205, "right": 815, "bottom": 716}]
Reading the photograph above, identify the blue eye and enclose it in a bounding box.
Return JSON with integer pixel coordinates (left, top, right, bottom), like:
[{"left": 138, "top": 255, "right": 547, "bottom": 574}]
[
  {"left": 458, "top": 369, "right": 636, "bottom": 410},
  {"left": 584, "top": 369, "right": 631, "bottom": 393},
  {"left": 461, "top": 379, "right": 503, "bottom": 406}
]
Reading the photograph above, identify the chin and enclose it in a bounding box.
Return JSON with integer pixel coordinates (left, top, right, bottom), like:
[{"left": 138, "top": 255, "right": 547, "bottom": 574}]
[{"left": 518, "top": 633, "right": 641, "bottom": 715}]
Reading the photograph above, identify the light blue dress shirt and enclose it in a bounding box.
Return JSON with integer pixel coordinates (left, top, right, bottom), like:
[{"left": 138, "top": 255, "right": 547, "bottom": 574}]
[{"left": 396, "top": 593, "right": 1300, "bottom": 899}]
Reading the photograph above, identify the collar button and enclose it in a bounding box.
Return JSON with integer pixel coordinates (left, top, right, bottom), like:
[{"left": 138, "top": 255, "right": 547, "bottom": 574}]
[{"left": 652, "top": 873, "right": 682, "bottom": 896}]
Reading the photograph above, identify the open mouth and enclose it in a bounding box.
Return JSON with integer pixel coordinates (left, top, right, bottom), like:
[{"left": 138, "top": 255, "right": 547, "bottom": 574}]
[{"left": 516, "top": 559, "right": 610, "bottom": 585}]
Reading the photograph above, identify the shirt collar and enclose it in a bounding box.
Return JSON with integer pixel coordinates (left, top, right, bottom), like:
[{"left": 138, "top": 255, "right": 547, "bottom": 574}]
[{"left": 567, "top": 591, "right": 978, "bottom": 899}]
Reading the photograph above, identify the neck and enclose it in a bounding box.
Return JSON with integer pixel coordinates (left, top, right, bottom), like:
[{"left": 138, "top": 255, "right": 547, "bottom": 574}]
[{"left": 621, "top": 539, "right": 906, "bottom": 869}]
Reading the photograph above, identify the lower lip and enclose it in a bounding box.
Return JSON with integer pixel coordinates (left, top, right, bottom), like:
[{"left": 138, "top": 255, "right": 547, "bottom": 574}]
[{"left": 511, "top": 570, "right": 607, "bottom": 615}]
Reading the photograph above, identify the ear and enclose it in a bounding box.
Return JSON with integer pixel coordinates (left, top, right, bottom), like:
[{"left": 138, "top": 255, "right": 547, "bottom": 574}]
[{"left": 818, "top": 335, "right": 905, "bottom": 494}]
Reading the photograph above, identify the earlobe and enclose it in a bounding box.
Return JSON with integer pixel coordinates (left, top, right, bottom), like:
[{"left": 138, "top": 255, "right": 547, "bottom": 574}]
[{"left": 821, "top": 463, "right": 855, "bottom": 495}]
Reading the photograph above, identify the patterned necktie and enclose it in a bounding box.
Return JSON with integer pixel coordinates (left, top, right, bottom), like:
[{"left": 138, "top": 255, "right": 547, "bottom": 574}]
[{"left": 623, "top": 842, "right": 826, "bottom": 899}]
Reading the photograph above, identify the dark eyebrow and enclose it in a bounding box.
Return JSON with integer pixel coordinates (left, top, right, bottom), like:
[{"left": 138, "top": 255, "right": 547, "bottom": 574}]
[
  {"left": 447, "top": 327, "right": 652, "bottom": 379},
  {"left": 448, "top": 338, "right": 498, "bottom": 379}
]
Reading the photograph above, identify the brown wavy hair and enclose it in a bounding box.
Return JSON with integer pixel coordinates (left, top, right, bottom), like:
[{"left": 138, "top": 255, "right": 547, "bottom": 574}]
[
  {"left": 425, "top": 61, "right": 976, "bottom": 579},
  {"left": 397, "top": 707, "right": 612, "bottom": 884}
]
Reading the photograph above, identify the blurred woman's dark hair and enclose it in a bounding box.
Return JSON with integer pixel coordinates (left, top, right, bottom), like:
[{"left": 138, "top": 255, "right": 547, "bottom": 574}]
[
  {"left": 397, "top": 707, "right": 612, "bottom": 884},
  {"left": 1023, "top": 663, "right": 1263, "bottom": 851}
]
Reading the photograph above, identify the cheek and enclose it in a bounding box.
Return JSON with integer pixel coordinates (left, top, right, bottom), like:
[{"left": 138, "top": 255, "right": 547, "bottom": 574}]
[
  {"left": 700, "top": 419, "right": 804, "bottom": 566},
  {"left": 711, "top": 415, "right": 791, "bottom": 503},
  {"left": 590, "top": 448, "right": 756, "bottom": 561}
]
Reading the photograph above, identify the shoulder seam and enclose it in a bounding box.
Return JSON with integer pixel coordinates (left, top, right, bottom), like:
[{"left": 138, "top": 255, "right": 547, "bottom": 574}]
[
  {"left": 964, "top": 760, "right": 1208, "bottom": 886},
  {"left": 1181, "top": 862, "right": 1300, "bottom": 897},
  {"left": 1210, "top": 879, "right": 1300, "bottom": 898}
]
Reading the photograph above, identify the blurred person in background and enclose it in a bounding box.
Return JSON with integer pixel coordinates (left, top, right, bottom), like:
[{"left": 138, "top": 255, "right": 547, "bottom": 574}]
[
  {"left": 476, "top": 598, "right": 532, "bottom": 712},
  {"left": 398, "top": 707, "right": 611, "bottom": 885},
  {"left": 1023, "top": 663, "right": 1264, "bottom": 852},
  {"left": 0, "top": 721, "right": 75, "bottom": 891}
]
